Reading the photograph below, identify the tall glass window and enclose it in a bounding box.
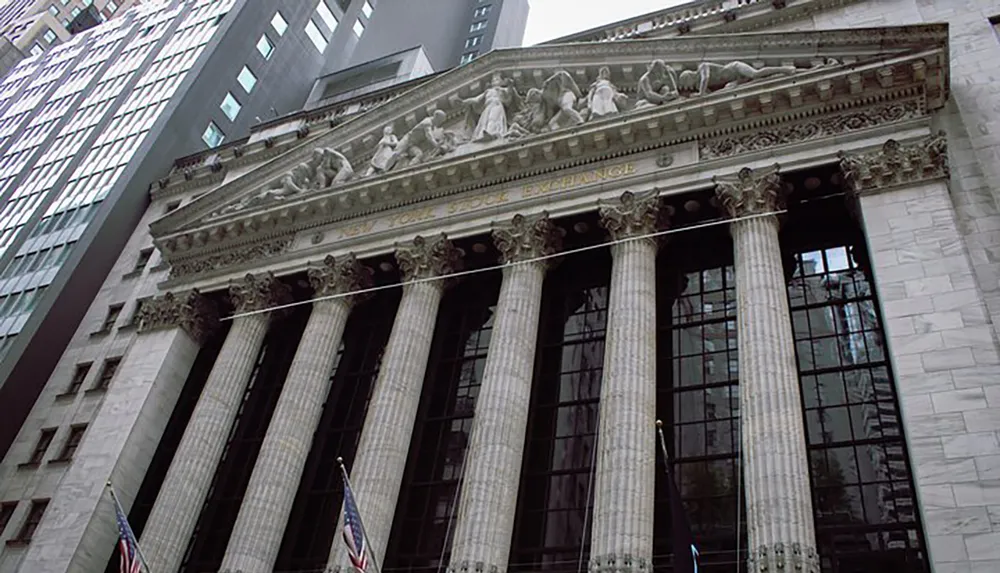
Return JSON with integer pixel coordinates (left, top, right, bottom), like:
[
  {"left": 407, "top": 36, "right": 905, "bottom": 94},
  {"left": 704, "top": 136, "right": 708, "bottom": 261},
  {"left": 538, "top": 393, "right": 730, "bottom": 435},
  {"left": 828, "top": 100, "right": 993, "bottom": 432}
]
[
  {"left": 385, "top": 273, "right": 500, "bottom": 572},
  {"left": 236, "top": 65, "right": 256, "bottom": 93}
]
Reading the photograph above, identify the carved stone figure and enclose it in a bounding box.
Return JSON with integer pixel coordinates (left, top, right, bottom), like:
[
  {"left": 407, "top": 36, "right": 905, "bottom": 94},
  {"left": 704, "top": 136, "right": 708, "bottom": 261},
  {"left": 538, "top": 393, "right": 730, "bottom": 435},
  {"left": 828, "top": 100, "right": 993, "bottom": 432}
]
[
  {"left": 390, "top": 110, "right": 452, "bottom": 168},
  {"left": 584, "top": 66, "right": 628, "bottom": 120},
  {"left": 541, "top": 70, "right": 584, "bottom": 131},
  {"left": 311, "top": 147, "right": 354, "bottom": 187},
  {"left": 508, "top": 87, "right": 546, "bottom": 138},
  {"left": 462, "top": 73, "right": 522, "bottom": 143},
  {"left": 677, "top": 61, "right": 798, "bottom": 95},
  {"left": 365, "top": 125, "right": 398, "bottom": 176},
  {"left": 634, "top": 60, "right": 680, "bottom": 109}
]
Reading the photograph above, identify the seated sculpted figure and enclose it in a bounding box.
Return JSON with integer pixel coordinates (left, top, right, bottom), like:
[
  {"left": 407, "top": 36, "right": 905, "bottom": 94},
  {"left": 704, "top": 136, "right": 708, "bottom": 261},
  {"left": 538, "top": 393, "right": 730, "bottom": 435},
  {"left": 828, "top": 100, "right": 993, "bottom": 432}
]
[
  {"left": 314, "top": 147, "right": 354, "bottom": 187},
  {"left": 541, "top": 70, "right": 584, "bottom": 131},
  {"left": 389, "top": 110, "right": 451, "bottom": 168},
  {"left": 217, "top": 162, "right": 311, "bottom": 216},
  {"left": 507, "top": 87, "right": 546, "bottom": 138},
  {"left": 677, "top": 61, "right": 798, "bottom": 96},
  {"left": 584, "top": 66, "right": 628, "bottom": 120},
  {"left": 365, "top": 125, "right": 398, "bottom": 176},
  {"left": 634, "top": 60, "right": 680, "bottom": 110}
]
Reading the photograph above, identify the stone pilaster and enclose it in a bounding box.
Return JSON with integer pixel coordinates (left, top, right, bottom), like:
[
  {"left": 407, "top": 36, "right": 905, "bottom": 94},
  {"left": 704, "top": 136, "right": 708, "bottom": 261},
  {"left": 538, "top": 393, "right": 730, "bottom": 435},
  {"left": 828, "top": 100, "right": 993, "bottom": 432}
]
[
  {"left": 447, "top": 213, "right": 564, "bottom": 573},
  {"left": 327, "top": 234, "right": 462, "bottom": 572},
  {"left": 221, "top": 256, "right": 372, "bottom": 573},
  {"left": 589, "top": 190, "right": 662, "bottom": 573},
  {"left": 713, "top": 165, "right": 819, "bottom": 573},
  {"left": 141, "top": 273, "right": 291, "bottom": 573}
]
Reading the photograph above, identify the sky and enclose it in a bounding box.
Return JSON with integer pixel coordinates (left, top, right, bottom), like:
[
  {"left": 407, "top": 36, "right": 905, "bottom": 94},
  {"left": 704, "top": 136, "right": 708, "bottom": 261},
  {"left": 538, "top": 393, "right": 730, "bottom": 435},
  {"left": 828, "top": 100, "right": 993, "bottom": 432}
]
[{"left": 522, "top": 0, "right": 691, "bottom": 45}]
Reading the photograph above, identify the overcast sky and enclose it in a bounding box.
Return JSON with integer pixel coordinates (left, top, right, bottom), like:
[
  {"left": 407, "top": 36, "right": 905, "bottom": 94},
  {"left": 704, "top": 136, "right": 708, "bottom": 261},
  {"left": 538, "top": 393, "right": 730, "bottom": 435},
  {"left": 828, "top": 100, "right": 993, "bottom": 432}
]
[{"left": 522, "top": 0, "right": 691, "bottom": 45}]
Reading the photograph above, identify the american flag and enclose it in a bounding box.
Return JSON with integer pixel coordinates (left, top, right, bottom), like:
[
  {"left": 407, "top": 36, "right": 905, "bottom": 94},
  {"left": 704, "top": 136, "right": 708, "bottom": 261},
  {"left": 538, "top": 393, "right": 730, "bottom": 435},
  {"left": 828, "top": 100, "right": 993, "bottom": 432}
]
[
  {"left": 112, "top": 495, "right": 143, "bottom": 573},
  {"left": 341, "top": 473, "right": 370, "bottom": 573}
]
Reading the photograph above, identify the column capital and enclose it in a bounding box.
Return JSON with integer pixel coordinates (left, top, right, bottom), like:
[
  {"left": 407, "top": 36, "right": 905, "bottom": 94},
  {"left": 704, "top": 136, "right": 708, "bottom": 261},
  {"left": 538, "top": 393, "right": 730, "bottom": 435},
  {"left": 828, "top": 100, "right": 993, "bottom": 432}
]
[
  {"left": 598, "top": 190, "right": 663, "bottom": 242},
  {"left": 838, "top": 132, "right": 948, "bottom": 196},
  {"left": 138, "top": 289, "right": 219, "bottom": 344},
  {"left": 307, "top": 253, "right": 374, "bottom": 305},
  {"left": 395, "top": 233, "right": 464, "bottom": 282},
  {"left": 492, "top": 211, "right": 565, "bottom": 266},
  {"left": 748, "top": 543, "right": 820, "bottom": 573},
  {"left": 713, "top": 164, "right": 786, "bottom": 219},
  {"left": 229, "top": 272, "right": 292, "bottom": 314}
]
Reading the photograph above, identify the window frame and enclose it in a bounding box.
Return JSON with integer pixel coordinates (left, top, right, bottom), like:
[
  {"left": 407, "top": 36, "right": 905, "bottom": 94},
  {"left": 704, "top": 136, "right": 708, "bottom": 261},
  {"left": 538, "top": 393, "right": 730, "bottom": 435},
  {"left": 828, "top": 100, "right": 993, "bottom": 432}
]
[
  {"left": 53, "top": 424, "right": 86, "bottom": 461},
  {"left": 66, "top": 362, "right": 92, "bottom": 394},
  {"left": 92, "top": 357, "right": 120, "bottom": 391},
  {"left": 271, "top": 11, "right": 288, "bottom": 36},
  {"left": 236, "top": 65, "right": 257, "bottom": 93},
  {"left": 202, "top": 121, "right": 225, "bottom": 148},
  {"left": 26, "top": 429, "right": 56, "bottom": 465},
  {"left": 255, "top": 34, "right": 274, "bottom": 60},
  {"left": 13, "top": 500, "right": 48, "bottom": 542},
  {"left": 99, "top": 303, "right": 123, "bottom": 332}
]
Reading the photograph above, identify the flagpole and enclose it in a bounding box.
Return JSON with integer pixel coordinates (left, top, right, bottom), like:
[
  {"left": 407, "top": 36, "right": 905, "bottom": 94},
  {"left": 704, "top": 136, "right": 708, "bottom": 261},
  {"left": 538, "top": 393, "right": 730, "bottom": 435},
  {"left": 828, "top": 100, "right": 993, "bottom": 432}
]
[
  {"left": 106, "top": 481, "right": 152, "bottom": 573},
  {"left": 337, "top": 457, "right": 383, "bottom": 573}
]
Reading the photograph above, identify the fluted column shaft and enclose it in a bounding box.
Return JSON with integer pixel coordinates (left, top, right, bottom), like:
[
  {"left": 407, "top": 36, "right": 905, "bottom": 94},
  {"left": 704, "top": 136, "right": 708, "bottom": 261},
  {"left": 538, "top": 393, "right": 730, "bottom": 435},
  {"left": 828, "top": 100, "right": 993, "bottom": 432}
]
[
  {"left": 222, "top": 256, "right": 372, "bottom": 572},
  {"left": 590, "top": 191, "right": 661, "bottom": 573},
  {"left": 141, "top": 273, "right": 289, "bottom": 573},
  {"left": 328, "top": 234, "right": 462, "bottom": 572},
  {"left": 715, "top": 166, "right": 818, "bottom": 573},
  {"left": 448, "top": 213, "right": 563, "bottom": 573}
]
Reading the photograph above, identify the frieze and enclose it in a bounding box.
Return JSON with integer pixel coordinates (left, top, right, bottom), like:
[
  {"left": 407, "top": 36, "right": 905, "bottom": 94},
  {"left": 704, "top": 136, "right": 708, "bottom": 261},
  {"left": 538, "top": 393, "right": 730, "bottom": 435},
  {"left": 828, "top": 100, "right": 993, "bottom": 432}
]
[
  {"left": 747, "top": 542, "right": 820, "bottom": 573},
  {"left": 838, "top": 132, "right": 948, "bottom": 194},
  {"left": 168, "top": 237, "right": 293, "bottom": 279},
  {"left": 699, "top": 100, "right": 923, "bottom": 159}
]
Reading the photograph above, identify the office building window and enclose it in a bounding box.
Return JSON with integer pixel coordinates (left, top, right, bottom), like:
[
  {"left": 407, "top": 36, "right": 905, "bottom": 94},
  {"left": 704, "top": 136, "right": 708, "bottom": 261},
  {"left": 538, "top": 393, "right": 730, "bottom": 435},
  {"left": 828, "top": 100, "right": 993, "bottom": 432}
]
[
  {"left": 362, "top": 0, "right": 374, "bottom": 17},
  {"left": 305, "top": 19, "right": 328, "bottom": 53},
  {"left": 465, "top": 35, "right": 481, "bottom": 48},
  {"left": 131, "top": 248, "right": 153, "bottom": 274},
  {"left": 42, "top": 28, "right": 56, "bottom": 43},
  {"left": 256, "top": 34, "right": 274, "bottom": 59},
  {"left": 316, "top": 0, "right": 338, "bottom": 31},
  {"left": 473, "top": 5, "right": 491, "bottom": 18},
  {"left": 237, "top": 65, "right": 257, "bottom": 93},
  {"left": 470, "top": 20, "right": 487, "bottom": 32},
  {"left": 30, "top": 43, "right": 43, "bottom": 56},
  {"left": 460, "top": 52, "right": 477, "bottom": 64},
  {"left": 106, "top": 0, "right": 117, "bottom": 12},
  {"left": 93, "top": 358, "right": 120, "bottom": 391},
  {"left": 60, "top": 0, "right": 69, "bottom": 5},
  {"left": 353, "top": 19, "right": 365, "bottom": 37},
  {"left": 202, "top": 122, "right": 225, "bottom": 148},
  {"left": 54, "top": 425, "right": 86, "bottom": 461},
  {"left": 99, "top": 304, "right": 123, "bottom": 332},
  {"left": 13, "top": 500, "right": 47, "bottom": 542},
  {"left": 220, "top": 92, "right": 241, "bottom": 121},
  {"left": 67, "top": 362, "right": 91, "bottom": 394},
  {"left": 70, "top": 6, "right": 80, "bottom": 17},
  {"left": 48, "top": 5, "right": 58, "bottom": 16},
  {"left": 0, "top": 503, "right": 15, "bottom": 535},
  {"left": 27, "top": 429, "right": 55, "bottom": 465},
  {"left": 271, "top": 11, "right": 288, "bottom": 36}
]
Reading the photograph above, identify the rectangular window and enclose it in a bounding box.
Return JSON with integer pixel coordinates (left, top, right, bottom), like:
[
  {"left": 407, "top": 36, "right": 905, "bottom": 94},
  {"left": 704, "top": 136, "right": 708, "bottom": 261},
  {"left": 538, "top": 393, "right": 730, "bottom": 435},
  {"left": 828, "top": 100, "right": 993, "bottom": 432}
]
[
  {"left": 316, "top": 0, "right": 338, "bottom": 31},
  {"left": 93, "top": 358, "right": 120, "bottom": 390},
  {"left": 473, "top": 5, "right": 491, "bottom": 18},
  {"left": 361, "top": 0, "right": 374, "bottom": 17},
  {"left": 256, "top": 34, "right": 273, "bottom": 59},
  {"left": 70, "top": 6, "right": 80, "bottom": 17},
  {"left": 352, "top": 19, "right": 364, "bottom": 37},
  {"left": 460, "top": 51, "right": 477, "bottom": 64},
  {"left": 470, "top": 20, "right": 486, "bottom": 32},
  {"left": 27, "top": 429, "right": 55, "bottom": 465},
  {"left": 0, "top": 503, "right": 15, "bottom": 536},
  {"left": 54, "top": 425, "right": 86, "bottom": 460},
  {"left": 100, "top": 304, "right": 123, "bottom": 332},
  {"left": 66, "top": 362, "right": 91, "bottom": 394},
  {"left": 202, "top": 122, "right": 225, "bottom": 148},
  {"left": 30, "top": 43, "right": 43, "bottom": 56},
  {"left": 60, "top": 0, "right": 69, "bottom": 5},
  {"left": 271, "top": 11, "right": 288, "bottom": 36},
  {"left": 43, "top": 28, "right": 56, "bottom": 43},
  {"left": 132, "top": 248, "right": 152, "bottom": 274},
  {"left": 305, "top": 19, "right": 327, "bottom": 52},
  {"left": 14, "top": 500, "right": 47, "bottom": 542},
  {"left": 220, "top": 92, "right": 241, "bottom": 121},
  {"left": 106, "top": 0, "right": 117, "bottom": 12},
  {"left": 465, "top": 35, "right": 481, "bottom": 48},
  {"left": 237, "top": 65, "right": 257, "bottom": 93},
  {"left": 48, "top": 5, "right": 58, "bottom": 16}
]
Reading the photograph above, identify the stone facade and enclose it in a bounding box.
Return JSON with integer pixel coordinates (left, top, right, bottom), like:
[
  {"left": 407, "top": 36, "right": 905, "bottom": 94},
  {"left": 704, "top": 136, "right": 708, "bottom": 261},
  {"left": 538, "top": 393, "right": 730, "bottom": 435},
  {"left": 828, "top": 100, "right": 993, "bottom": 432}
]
[{"left": 1, "top": 2, "right": 999, "bottom": 573}]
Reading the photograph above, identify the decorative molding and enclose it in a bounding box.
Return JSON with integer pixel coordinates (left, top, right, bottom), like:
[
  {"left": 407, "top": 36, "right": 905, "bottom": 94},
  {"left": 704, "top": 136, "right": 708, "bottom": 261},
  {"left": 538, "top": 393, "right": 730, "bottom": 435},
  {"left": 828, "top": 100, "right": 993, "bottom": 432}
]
[
  {"left": 168, "top": 237, "right": 293, "bottom": 279},
  {"left": 598, "top": 189, "right": 664, "bottom": 242},
  {"left": 307, "top": 254, "right": 374, "bottom": 304},
  {"left": 713, "top": 164, "right": 787, "bottom": 219},
  {"left": 395, "top": 234, "right": 464, "bottom": 282},
  {"left": 747, "top": 542, "right": 820, "bottom": 573},
  {"left": 492, "top": 211, "right": 566, "bottom": 265},
  {"left": 700, "top": 99, "right": 923, "bottom": 159},
  {"left": 445, "top": 561, "right": 501, "bottom": 573},
  {"left": 228, "top": 271, "right": 292, "bottom": 314},
  {"left": 588, "top": 552, "right": 653, "bottom": 573},
  {"left": 137, "top": 290, "right": 219, "bottom": 345},
  {"left": 838, "top": 132, "right": 948, "bottom": 195}
]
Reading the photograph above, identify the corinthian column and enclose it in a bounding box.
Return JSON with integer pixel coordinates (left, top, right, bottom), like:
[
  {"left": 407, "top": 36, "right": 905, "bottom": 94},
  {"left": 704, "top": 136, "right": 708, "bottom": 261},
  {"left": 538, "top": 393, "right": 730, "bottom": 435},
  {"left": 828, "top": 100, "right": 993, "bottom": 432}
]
[
  {"left": 713, "top": 165, "right": 818, "bottom": 573},
  {"left": 328, "top": 234, "right": 463, "bottom": 572},
  {"left": 141, "top": 273, "right": 290, "bottom": 573},
  {"left": 221, "top": 255, "right": 372, "bottom": 573},
  {"left": 447, "top": 213, "right": 564, "bottom": 573},
  {"left": 590, "top": 190, "right": 662, "bottom": 573}
]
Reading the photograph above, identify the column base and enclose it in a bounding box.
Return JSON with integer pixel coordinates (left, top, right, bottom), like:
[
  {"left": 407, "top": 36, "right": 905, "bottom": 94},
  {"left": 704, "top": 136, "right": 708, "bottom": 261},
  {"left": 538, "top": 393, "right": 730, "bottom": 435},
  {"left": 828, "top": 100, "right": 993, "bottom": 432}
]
[
  {"left": 446, "top": 560, "right": 503, "bottom": 573},
  {"left": 588, "top": 553, "right": 653, "bottom": 573},
  {"left": 747, "top": 542, "right": 820, "bottom": 573}
]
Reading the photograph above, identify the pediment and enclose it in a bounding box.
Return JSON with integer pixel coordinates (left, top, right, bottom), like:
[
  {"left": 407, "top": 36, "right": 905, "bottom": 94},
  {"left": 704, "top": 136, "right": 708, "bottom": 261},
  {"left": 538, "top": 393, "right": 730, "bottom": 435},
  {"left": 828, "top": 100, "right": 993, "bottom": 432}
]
[{"left": 151, "top": 24, "right": 948, "bottom": 276}]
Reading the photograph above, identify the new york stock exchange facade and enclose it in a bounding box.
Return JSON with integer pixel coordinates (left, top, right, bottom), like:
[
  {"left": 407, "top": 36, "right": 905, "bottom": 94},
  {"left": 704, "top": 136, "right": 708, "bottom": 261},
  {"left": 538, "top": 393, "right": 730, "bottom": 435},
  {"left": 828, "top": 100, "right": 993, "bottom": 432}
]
[{"left": 15, "top": 17, "right": 1000, "bottom": 573}]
